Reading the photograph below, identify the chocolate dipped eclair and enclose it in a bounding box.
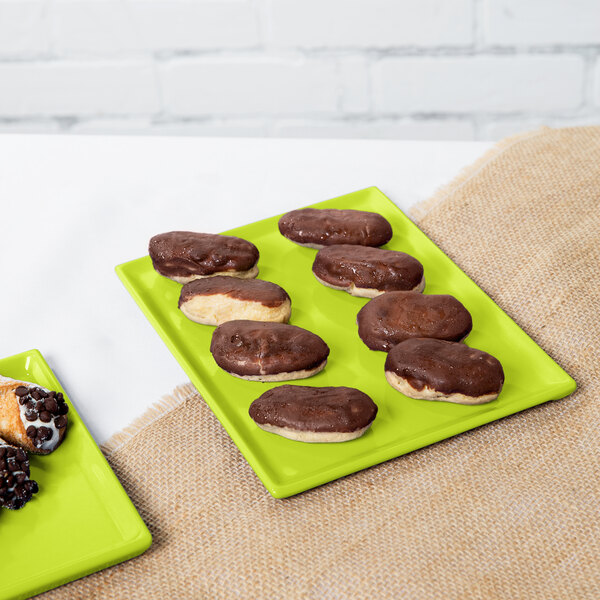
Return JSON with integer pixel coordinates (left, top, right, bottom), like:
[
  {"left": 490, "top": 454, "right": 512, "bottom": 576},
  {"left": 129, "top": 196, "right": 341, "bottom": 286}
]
[
  {"left": 249, "top": 385, "right": 378, "bottom": 442},
  {"left": 278, "top": 208, "right": 392, "bottom": 249},
  {"left": 385, "top": 338, "right": 504, "bottom": 404},
  {"left": 357, "top": 291, "right": 472, "bottom": 352},
  {"left": 149, "top": 231, "right": 259, "bottom": 283},
  {"left": 313, "top": 244, "right": 424, "bottom": 298},
  {"left": 210, "top": 320, "right": 329, "bottom": 382},
  {"left": 179, "top": 276, "right": 291, "bottom": 326}
]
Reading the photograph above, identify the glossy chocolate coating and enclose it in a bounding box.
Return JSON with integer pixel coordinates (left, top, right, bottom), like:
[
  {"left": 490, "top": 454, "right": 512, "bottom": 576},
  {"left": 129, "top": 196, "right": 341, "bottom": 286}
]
[
  {"left": 357, "top": 291, "right": 472, "bottom": 351},
  {"left": 210, "top": 320, "right": 329, "bottom": 376},
  {"left": 313, "top": 245, "right": 423, "bottom": 293},
  {"left": 385, "top": 338, "right": 504, "bottom": 397},
  {"left": 278, "top": 208, "right": 393, "bottom": 247},
  {"left": 249, "top": 386, "right": 377, "bottom": 433},
  {"left": 149, "top": 231, "right": 259, "bottom": 279},
  {"left": 179, "top": 276, "right": 289, "bottom": 309}
]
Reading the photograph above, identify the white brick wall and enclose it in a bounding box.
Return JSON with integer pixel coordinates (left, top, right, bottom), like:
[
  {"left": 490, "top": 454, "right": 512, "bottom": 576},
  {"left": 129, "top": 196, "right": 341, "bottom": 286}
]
[{"left": 0, "top": 0, "right": 598, "bottom": 140}]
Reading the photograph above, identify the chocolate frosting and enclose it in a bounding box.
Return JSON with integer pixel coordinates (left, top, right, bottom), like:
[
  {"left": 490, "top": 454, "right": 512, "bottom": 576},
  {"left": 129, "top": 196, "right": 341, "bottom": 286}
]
[
  {"left": 278, "top": 208, "right": 393, "bottom": 247},
  {"left": 357, "top": 291, "right": 473, "bottom": 351},
  {"left": 249, "top": 386, "right": 377, "bottom": 432},
  {"left": 210, "top": 320, "right": 329, "bottom": 376},
  {"left": 179, "top": 276, "right": 290, "bottom": 309},
  {"left": 149, "top": 231, "right": 259, "bottom": 279},
  {"left": 313, "top": 245, "right": 423, "bottom": 292},
  {"left": 385, "top": 338, "right": 504, "bottom": 397}
]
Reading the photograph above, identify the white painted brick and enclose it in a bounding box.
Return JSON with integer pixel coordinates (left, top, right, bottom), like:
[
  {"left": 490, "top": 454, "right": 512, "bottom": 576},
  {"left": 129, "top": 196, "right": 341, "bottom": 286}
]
[
  {"left": 0, "top": 62, "right": 160, "bottom": 116},
  {"left": 339, "top": 56, "right": 370, "bottom": 114},
  {"left": 0, "top": 1, "right": 49, "bottom": 56},
  {"left": 273, "top": 119, "right": 475, "bottom": 140},
  {"left": 484, "top": 0, "right": 600, "bottom": 46},
  {"left": 594, "top": 59, "right": 600, "bottom": 107},
  {"left": 373, "top": 55, "right": 584, "bottom": 113},
  {"left": 0, "top": 120, "right": 61, "bottom": 134},
  {"left": 131, "top": 0, "right": 259, "bottom": 51},
  {"left": 270, "top": 0, "right": 473, "bottom": 48},
  {"left": 480, "top": 116, "right": 600, "bottom": 140},
  {"left": 70, "top": 118, "right": 269, "bottom": 137},
  {"left": 49, "top": 2, "right": 140, "bottom": 55},
  {"left": 160, "top": 58, "right": 339, "bottom": 116}
]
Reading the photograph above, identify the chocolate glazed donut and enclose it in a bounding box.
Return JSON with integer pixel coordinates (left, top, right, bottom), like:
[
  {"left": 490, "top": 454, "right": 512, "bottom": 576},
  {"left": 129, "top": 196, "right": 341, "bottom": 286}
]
[
  {"left": 210, "top": 320, "right": 330, "bottom": 382},
  {"left": 357, "top": 291, "right": 473, "bottom": 351},
  {"left": 278, "top": 208, "right": 393, "bottom": 249}
]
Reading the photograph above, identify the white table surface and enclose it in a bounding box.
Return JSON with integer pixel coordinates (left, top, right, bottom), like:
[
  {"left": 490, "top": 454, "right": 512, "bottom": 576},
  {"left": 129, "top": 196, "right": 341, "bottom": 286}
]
[{"left": 0, "top": 134, "right": 491, "bottom": 444}]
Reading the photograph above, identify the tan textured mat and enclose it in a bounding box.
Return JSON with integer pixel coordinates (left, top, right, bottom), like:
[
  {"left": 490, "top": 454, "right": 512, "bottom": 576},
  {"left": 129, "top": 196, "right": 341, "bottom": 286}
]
[{"left": 41, "top": 126, "right": 600, "bottom": 599}]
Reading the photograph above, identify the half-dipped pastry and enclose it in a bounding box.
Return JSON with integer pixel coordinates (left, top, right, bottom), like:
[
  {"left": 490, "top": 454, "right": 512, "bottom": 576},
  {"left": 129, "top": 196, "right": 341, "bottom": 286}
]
[
  {"left": 179, "top": 276, "right": 291, "bottom": 326},
  {"left": 0, "top": 437, "right": 38, "bottom": 509},
  {"left": 385, "top": 338, "right": 504, "bottom": 405},
  {"left": 312, "top": 245, "right": 425, "bottom": 298},
  {"left": 249, "top": 385, "right": 378, "bottom": 442},
  {"left": 0, "top": 375, "right": 68, "bottom": 454},
  {"left": 357, "top": 291, "right": 473, "bottom": 352},
  {"left": 210, "top": 320, "right": 329, "bottom": 382},
  {"left": 149, "top": 231, "right": 259, "bottom": 283},
  {"left": 278, "top": 208, "right": 393, "bottom": 249}
]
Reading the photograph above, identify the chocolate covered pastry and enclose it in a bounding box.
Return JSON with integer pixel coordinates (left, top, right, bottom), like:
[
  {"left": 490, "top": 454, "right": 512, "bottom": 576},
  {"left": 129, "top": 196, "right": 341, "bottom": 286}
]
[
  {"left": 278, "top": 208, "right": 393, "bottom": 249},
  {"left": 313, "top": 244, "right": 425, "bottom": 298},
  {"left": 179, "top": 276, "right": 291, "bottom": 326},
  {"left": 210, "top": 320, "right": 329, "bottom": 382},
  {"left": 0, "top": 437, "right": 38, "bottom": 509},
  {"left": 149, "top": 231, "right": 259, "bottom": 283},
  {"left": 357, "top": 291, "right": 473, "bottom": 351},
  {"left": 385, "top": 338, "right": 504, "bottom": 404},
  {"left": 249, "top": 385, "right": 378, "bottom": 442},
  {"left": 0, "top": 376, "right": 68, "bottom": 454}
]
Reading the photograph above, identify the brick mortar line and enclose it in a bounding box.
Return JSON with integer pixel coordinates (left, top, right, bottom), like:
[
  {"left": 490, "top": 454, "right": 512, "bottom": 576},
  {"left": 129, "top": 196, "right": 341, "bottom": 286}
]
[{"left": 0, "top": 46, "right": 599, "bottom": 64}]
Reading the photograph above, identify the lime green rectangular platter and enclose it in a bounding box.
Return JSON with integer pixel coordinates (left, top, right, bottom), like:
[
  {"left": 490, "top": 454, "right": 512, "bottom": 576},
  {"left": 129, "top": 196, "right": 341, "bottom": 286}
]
[
  {"left": 116, "top": 186, "right": 575, "bottom": 499},
  {"left": 0, "top": 350, "right": 151, "bottom": 600}
]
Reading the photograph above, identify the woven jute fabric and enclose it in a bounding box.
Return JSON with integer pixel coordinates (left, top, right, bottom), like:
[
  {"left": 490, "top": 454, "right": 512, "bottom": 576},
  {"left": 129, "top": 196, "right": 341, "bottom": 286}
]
[{"left": 41, "top": 126, "right": 600, "bottom": 600}]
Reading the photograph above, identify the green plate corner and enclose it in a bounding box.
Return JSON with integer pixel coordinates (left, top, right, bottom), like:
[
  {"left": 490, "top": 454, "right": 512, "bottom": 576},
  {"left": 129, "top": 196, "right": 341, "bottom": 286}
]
[
  {"left": 116, "top": 186, "right": 576, "bottom": 499},
  {"left": 0, "top": 349, "right": 151, "bottom": 600}
]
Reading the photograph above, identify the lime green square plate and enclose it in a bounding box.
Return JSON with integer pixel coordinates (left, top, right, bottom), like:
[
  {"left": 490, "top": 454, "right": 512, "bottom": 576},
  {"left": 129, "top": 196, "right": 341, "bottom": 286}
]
[
  {"left": 116, "top": 187, "right": 575, "bottom": 499},
  {"left": 0, "top": 350, "right": 151, "bottom": 600}
]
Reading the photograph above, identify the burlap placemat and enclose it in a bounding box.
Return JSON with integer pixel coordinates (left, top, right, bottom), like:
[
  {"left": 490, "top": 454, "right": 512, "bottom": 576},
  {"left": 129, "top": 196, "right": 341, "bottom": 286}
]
[{"left": 41, "top": 126, "right": 599, "bottom": 599}]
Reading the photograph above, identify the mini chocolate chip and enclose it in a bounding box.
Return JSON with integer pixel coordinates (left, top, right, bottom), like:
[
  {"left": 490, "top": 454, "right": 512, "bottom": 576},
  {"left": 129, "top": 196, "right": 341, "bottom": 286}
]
[
  {"left": 25, "top": 410, "right": 38, "bottom": 422},
  {"left": 31, "top": 390, "right": 41, "bottom": 400},
  {"left": 25, "top": 400, "right": 35, "bottom": 410},
  {"left": 15, "top": 473, "right": 26, "bottom": 484},
  {"left": 48, "top": 390, "right": 56, "bottom": 398},
  {"left": 39, "top": 389, "right": 48, "bottom": 398},
  {"left": 18, "top": 396, "right": 27, "bottom": 405},
  {"left": 0, "top": 448, "right": 5, "bottom": 458},
  {"left": 58, "top": 403, "right": 69, "bottom": 415},
  {"left": 15, "top": 386, "right": 28, "bottom": 397},
  {"left": 26, "top": 480, "right": 38, "bottom": 493},
  {"left": 44, "top": 398, "right": 58, "bottom": 413},
  {"left": 15, "top": 449, "right": 26, "bottom": 462},
  {"left": 54, "top": 415, "right": 67, "bottom": 429},
  {"left": 56, "top": 392, "right": 63, "bottom": 400},
  {"left": 26, "top": 426, "right": 37, "bottom": 438},
  {"left": 38, "top": 427, "right": 52, "bottom": 441},
  {"left": 8, "top": 461, "right": 19, "bottom": 472},
  {"left": 39, "top": 411, "right": 52, "bottom": 423},
  {"left": 6, "top": 448, "right": 15, "bottom": 458}
]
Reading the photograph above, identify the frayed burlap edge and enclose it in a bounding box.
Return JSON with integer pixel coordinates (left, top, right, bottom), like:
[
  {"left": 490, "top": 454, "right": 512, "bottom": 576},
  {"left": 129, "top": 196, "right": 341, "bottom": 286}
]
[
  {"left": 410, "top": 127, "right": 549, "bottom": 221},
  {"left": 101, "top": 383, "right": 197, "bottom": 456}
]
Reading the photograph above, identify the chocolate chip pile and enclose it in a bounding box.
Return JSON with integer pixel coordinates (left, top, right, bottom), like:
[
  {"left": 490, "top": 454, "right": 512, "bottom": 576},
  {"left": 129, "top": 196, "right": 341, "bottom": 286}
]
[
  {"left": 0, "top": 443, "right": 39, "bottom": 510},
  {"left": 16, "top": 386, "right": 68, "bottom": 449}
]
